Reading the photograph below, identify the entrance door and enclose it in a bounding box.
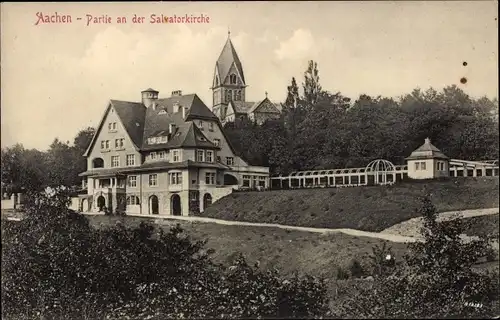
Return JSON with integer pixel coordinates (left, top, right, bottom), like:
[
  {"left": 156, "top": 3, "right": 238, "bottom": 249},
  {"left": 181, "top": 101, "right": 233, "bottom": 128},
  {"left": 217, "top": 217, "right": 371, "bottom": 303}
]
[
  {"left": 149, "top": 195, "right": 159, "bottom": 215},
  {"left": 203, "top": 193, "right": 212, "bottom": 211},
  {"left": 171, "top": 194, "right": 181, "bottom": 216},
  {"left": 97, "top": 196, "right": 105, "bottom": 211}
]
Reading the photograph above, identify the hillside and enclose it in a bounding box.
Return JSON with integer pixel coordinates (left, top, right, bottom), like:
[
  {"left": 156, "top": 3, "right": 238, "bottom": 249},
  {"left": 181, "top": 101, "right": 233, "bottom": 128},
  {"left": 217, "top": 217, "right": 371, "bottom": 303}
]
[
  {"left": 88, "top": 215, "right": 409, "bottom": 280},
  {"left": 201, "top": 177, "right": 499, "bottom": 232}
]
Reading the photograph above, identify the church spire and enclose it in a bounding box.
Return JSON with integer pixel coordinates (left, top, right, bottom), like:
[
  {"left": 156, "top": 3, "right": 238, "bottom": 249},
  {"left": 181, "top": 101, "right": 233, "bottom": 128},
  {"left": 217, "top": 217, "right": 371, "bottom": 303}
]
[{"left": 215, "top": 33, "right": 245, "bottom": 84}]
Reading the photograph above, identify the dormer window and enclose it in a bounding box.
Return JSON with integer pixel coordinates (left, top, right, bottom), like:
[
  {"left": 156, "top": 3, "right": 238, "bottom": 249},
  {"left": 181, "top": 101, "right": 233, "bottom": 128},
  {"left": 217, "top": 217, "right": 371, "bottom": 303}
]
[
  {"left": 150, "top": 152, "right": 157, "bottom": 160},
  {"left": 230, "top": 74, "right": 237, "bottom": 84},
  {"left": 160, "top": 136, "right": 168, "bottom": 143},
  {"left": 158, "top": 110, "right": 167, "bottom": 115},
  {"left": 198, "top": 120, "right": 204, "bottom": 130},
  {"left": 208, "top": 122, "right": 214, "bottom": 132}
]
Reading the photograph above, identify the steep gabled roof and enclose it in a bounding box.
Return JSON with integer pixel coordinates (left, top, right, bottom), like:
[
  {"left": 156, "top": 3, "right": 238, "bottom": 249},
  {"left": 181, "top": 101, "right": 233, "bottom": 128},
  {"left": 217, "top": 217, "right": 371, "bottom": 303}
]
[
  {"left": 83, "top": 100, "right": 146, "bottom": 156},
  {"left": 230, "top": 101, "right": 254, "bottom": 114},
  {"left": 111, "top": 100, "right": 147, "bottom": 147},
  {"left": 216, "top": 37, "right": 245, "bottom": 84},
  {"left": 406, "top": 138, "right": 449, "bottom": 160},
  {"left": 166, "top": 122, "right": 218, "bottom": 149},
  {"left": 248, "top": 97, "right": 281, "bottom": 114}
]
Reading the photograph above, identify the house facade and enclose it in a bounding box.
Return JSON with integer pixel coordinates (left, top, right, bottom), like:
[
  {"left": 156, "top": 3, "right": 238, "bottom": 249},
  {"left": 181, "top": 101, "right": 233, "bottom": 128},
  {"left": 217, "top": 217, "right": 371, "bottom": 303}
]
[
  {"left": 79, "top": 88, "right": 269, "bottom": 216},
  {"left": 211, "top": 34, "right": 281, "bottom": 125},
  {"left": 405, "top": 137, "right": 450, "bottom": 179}
]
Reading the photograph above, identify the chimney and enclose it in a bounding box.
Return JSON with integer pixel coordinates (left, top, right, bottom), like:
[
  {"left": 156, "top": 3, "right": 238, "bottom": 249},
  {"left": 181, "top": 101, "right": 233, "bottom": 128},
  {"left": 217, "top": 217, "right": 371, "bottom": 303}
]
[
  {"left": 141, "top": 88, "right": 159, "bottom": 108},
  {"left": 171, "top": 90, "right": 182, "bottom": 97},
  {"left": 169, "top": 123, "right": 176, "bottom": 134},
  {"left": 173, "top": 102, "right": 180, "bottom": 113}
]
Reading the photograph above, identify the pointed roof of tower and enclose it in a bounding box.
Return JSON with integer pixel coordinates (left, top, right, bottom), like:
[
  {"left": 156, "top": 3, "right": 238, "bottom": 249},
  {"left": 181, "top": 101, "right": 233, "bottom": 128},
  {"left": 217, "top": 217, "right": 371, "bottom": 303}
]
[
  {"left": 405, "top": 137, "right": 449, "bottom": 160},
  {"left": 216, "top": 35, "right": 245, "bottom": 84}
]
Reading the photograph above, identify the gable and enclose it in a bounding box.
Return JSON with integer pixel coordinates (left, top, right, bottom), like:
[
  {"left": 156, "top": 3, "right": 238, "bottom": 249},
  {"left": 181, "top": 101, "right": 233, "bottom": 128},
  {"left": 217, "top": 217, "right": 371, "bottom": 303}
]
[
  {"left": 85, "top": 104, "right": 143, "bottom": 168},
  {"left": 226, "top": 102, "right": 236, "bottom": 116},
  {"left": 251, "top": 99, "right": 281, "bottom": 114},
  {"left": 223, "top": 63, "right": 244, "bottom": 85},
  {"left": 212, "top": 66, "right": 221, "bottom": 88}
]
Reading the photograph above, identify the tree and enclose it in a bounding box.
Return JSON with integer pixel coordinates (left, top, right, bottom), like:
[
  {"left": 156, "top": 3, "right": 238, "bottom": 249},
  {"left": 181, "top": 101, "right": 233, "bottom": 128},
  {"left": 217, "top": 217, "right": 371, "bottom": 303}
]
[
  {"left": 302, "top": 60, "right": 322, "bottom": 107},
  {"left": 338, "top": 195, "right": 499, "bottom": 318}
]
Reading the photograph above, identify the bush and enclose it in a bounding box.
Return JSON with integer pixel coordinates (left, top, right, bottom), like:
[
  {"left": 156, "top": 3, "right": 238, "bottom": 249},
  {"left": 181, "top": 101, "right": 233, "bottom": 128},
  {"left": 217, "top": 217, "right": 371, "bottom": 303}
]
[
  {"left": 2, "top": 190, "right": 330, "bottom": 319},
  {"left": 348, "top": 259, "right": 365, "bottom": 278},
  {"left": 337, "top": 195, "right": 500, "bottom": 318}
]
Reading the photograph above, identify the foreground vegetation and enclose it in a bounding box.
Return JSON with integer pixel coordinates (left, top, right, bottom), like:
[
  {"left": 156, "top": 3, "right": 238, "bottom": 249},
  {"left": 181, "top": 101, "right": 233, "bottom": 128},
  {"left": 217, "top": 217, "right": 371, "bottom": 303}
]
[
  {"left": 202, "top": 177, "right": 499, "bottom": 231},
  {"left": 2, "top": 189, "right": 499, "bottom": 319}
]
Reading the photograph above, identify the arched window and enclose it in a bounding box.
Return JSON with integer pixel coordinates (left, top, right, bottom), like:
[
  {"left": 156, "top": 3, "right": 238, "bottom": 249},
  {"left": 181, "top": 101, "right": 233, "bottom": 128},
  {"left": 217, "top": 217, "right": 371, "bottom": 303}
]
[
  {"left": 230, "top": 74, "right": 237, "bottom": 84},
  {"left": 92, "top": 158, "right": 104, "bottom": 168},
  {"left": 235, "top": 90, "right": 242, "bottom": 101},
  {"left": 126, "top": 196, "right": 140, "bottom": 205},
  {"left": 226, "top": 89, "right": 232, "bottom": 102}
]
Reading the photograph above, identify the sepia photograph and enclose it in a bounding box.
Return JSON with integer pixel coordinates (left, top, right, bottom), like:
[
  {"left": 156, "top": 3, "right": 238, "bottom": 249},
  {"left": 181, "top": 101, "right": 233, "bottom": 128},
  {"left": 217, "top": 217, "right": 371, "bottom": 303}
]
[{"left": 1, "top": 1, "right": 499, "bottom": 319}]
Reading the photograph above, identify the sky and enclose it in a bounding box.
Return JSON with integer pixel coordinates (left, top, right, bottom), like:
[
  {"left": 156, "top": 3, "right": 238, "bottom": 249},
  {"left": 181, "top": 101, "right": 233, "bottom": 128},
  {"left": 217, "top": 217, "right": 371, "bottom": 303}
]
[{"left": 1, "top": 1, "right": 498, "bottom": 151}]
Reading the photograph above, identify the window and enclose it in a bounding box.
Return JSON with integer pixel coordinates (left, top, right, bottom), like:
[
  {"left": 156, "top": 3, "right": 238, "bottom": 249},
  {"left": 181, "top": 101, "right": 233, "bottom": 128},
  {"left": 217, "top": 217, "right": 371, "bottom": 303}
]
[
  {"left": 126, "top": 154, "right": 135, "bottom": 166},
  {"left": 148, "top": 138, "right": 155, "bottom": 144},
  {"left": 101, "top": 140, "right": 110, "bottom": 150},
  {"left": 150, "top": 152, "right": 157, "bottom": 160},
  {"left": 235, "top": 90, "right": 242, "bottom": 101},
  {"left": 127, "top": 176, "right": 137, "bottom": 187},
  {"left": 208, "top": 122, "right": 214, "bottom": 131},
  {"left": 111, "top": 156, "right": 120, "bottom": 167},
  {"left": 109, "top": 122, "right": 117, "bottom": 131},
  {"left": 217, "top": 156, "right": 221, "bottom": 163},
  {"left": 415, "top": 162, "right": 420, "bottom": 170},
  {"left": 258, "top": 176, "right": 266, "bottom": 187},
  {"left": 173, "top": 150, "right": 180, "bottom": 162},
  {"left": 213, "top": 139, "right": 220, "bottom": 147},
  {"left": 169, "top": 172, "right": 182, "bottom": 185},
  {"left": 230, "top": 74, "right": 237, "bottom": 84},
  {"left": 206, "top": 150, "right": 213, "bottom": 162},
  {"left": 115, "top": 138, "right": 124, "bottom": 148},
  {"left": 243, "top": 175, "right": 251, "bottom": 187},
  {"left": 226, "top": 89, "right": 232, "bottom": 102},
  {"left": 421, "top": 162, "right": 426, "bottom": 170},
  {"left": 149, "top": 174, "right": 158, "bottom": 187},
  {"left": 196, "top": 150, "right": 204, "bottom": 162},
  {"left": 160, "top": 136, "right": 168, "bottom": 143},
  {"left": 126, "top": 196, "right": 140, "bottom": 205},
  {"left": 159, "top": 151, "right": 166, "bottom": 160},
  {"left": 198, "top": 120, "right": 204, "bottom": 130},
  {"left": 108, "top": 123, "right": 112, "bottom": 130},
  {"left": 205, "top": 172, "right": 216, "bottom": 185},
  {"left": 226, "top": 157, "right": 234, "bottom": 166}
]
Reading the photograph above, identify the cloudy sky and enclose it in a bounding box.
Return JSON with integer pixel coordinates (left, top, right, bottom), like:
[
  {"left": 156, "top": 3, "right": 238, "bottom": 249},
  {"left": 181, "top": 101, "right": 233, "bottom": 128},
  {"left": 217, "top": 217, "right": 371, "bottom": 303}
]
[{"left": 1, "top": 1, "right": 498, "bottom": 150}]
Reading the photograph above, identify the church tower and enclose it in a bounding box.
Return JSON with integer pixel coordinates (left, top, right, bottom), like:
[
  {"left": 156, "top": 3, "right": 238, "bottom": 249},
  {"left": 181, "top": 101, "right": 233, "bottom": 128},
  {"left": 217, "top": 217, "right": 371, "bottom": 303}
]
[{"left": 211, "top": 31, "right": 247, "bottom": 120}]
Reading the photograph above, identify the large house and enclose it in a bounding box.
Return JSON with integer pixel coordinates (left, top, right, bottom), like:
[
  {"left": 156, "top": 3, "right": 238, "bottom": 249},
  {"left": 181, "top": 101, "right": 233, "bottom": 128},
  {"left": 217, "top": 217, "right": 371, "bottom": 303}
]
[
  {"left": 78, "top": 87, "right": 270, "bottom": 216},
  {"left": 211, "top": 33, "right": 281, "bottom": 124}
]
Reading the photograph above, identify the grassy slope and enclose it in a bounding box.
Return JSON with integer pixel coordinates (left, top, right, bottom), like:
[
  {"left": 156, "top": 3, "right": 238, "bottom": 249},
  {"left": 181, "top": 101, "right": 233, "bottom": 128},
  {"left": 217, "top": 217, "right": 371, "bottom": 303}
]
[
  {"left": 442, "top": 214, "right": 499, "bottom": 238},
  {"left": 87, "top": 214, "right": 498, "bottom": 314},
  {"left": 201, "top": 177, "right": 499, "bottom": 232},
  {"left": 88, "top": 215, "right": 408, "bottom": 280}
]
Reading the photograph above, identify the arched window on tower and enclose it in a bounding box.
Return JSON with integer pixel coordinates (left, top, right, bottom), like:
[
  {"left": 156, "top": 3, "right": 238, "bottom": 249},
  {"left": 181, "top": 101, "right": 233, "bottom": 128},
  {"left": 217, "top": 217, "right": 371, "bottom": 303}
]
[
  {"left": 226, "top": 89, "right": 232, "bottom": 102},
  {"left": 230, "top": 74, "right": 237, "bottom": 84},
  {"left": 235, "top": 90, "right": 242, "bottom": 101}
]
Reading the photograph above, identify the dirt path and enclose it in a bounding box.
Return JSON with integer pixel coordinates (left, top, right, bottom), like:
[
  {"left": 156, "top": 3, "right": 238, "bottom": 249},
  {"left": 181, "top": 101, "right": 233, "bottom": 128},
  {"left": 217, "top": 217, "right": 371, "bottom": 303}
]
[
  {"left": 122, "top": 214, "right": 418, "bottom": 243},
  {"left": 381, "top": 208, "right": 499, "bottom": 238}
]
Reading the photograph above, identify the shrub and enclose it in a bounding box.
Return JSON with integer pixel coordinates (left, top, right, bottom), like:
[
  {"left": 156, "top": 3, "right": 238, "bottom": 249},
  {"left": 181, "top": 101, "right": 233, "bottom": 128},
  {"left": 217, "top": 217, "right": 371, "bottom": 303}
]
[
  {"left": 2, "top": 190, "right": 330, "bottom": 319},
  {"left": 336, "top": 267, "right": 349, "bottom": 280},
  {"left": 348, "top": 259, "right": 365, "bottom": 278},
  {"left": 337, "top": 195, "right": 500, "bottom": 318}
]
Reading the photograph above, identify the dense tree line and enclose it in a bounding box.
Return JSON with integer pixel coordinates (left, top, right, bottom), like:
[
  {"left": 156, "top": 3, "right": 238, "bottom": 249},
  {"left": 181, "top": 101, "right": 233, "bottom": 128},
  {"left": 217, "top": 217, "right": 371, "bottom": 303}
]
[
  {"left": 1, "top": 127, "right": 95, "bottom": 194},
  {"left": 2, "top": 189, "right": 498, "bottom": 319},
  {"left": 225, "top": 60, "right": 499, "bottom": 175}
]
